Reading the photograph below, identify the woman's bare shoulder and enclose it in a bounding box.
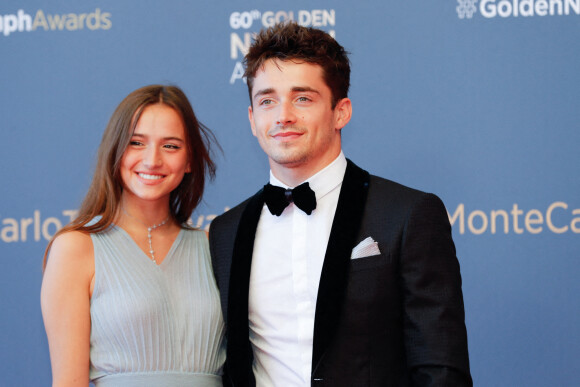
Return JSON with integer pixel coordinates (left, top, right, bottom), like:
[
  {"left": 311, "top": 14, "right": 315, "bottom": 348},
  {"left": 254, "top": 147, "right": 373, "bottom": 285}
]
[{"left": 46, "top": 230, "right": 94, "bottom": 272}]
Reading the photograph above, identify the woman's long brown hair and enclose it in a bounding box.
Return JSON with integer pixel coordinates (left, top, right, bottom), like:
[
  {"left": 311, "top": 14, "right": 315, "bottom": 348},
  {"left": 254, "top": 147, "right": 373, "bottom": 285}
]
[{"left": 43, "top": 85, "right": 218, "bottom": 268}]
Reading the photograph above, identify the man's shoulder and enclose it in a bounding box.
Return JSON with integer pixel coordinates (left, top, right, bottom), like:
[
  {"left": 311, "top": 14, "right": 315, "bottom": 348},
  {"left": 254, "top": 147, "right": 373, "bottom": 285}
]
[
  {"left": 368, "top": 173, "right": 427, "bottom": 198},
  {"left": 365, "top": 173, "right": 447, "bottom": 219},
  {"left": 347, "top": 159, "right": 426, "bottom": 196},
  {"left": 346, "top": 159, "right": 443, "bottom": 207},
  {"left": 211, "top": 191, "right": 259, "bottom": 229},
  {"left": 212, "top": 199, "right": 247, "bottom": 225}
]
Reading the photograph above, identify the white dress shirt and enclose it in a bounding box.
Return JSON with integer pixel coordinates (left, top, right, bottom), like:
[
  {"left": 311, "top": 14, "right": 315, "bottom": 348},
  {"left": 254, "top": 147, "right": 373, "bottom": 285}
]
[{"left": 249, "top": 152, "right": 347, "bottom": 386}]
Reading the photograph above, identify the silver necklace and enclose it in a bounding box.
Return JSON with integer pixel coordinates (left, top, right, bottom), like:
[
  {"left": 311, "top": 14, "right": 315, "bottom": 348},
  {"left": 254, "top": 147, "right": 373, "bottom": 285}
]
[{"left": 121, "top": 207, "right": 169, "bottom": 264}]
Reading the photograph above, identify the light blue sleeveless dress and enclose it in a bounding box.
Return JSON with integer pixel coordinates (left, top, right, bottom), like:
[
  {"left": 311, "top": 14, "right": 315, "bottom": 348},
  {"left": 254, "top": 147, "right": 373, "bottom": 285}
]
[{"left": 89, "top": 225, "right": 226, "bottom": 386}]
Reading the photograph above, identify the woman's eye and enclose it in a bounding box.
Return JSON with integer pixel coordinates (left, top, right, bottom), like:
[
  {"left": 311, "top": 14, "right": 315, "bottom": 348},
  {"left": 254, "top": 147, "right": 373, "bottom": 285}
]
[
  {"left": 129, "top": 141, "right": 143, "bottom": 146},
  {"left": 164, "top": 144, "right": 180, "bottom": 150}
]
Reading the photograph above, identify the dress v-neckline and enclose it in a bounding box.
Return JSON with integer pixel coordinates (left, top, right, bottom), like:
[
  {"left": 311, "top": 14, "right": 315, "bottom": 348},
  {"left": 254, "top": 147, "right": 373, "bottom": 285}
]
[{"left": 114, "top": 224, "right": 184, "bottom": 267}]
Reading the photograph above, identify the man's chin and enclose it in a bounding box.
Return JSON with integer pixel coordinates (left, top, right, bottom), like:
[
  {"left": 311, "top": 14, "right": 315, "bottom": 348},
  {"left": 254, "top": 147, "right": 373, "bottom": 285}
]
[{"left": 272, "top": 155, "right": 307, "bottom": 166}]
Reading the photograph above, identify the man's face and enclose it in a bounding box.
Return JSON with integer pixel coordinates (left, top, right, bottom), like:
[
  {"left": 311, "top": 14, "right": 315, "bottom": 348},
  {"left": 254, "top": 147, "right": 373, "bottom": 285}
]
[{"left": 248, "top": 59, "right": 351, "bottom": 182}]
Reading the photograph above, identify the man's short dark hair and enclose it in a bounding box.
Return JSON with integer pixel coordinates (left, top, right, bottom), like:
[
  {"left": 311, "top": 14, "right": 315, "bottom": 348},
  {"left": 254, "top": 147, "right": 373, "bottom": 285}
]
[{"left": 244, "top": 22, "right": 350, "bottom": 108}]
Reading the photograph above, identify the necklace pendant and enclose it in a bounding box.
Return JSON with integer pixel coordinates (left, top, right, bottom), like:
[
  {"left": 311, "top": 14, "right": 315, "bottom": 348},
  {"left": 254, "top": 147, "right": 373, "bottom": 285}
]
[{"left": 120, "top": 206, "right": 169, "bottom": 266}]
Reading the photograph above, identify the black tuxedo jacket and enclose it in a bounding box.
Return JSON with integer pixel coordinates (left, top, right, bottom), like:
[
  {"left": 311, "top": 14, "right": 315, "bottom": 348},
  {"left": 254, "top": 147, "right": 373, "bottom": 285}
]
[{"left": 209, "top": 160, "right": 472, "bottom": 386}]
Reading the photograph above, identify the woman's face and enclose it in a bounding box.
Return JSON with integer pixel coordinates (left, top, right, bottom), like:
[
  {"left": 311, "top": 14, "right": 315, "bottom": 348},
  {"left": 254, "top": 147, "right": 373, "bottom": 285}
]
[{"left": 120, "top": 104, "right": 190, "bottom": 206}]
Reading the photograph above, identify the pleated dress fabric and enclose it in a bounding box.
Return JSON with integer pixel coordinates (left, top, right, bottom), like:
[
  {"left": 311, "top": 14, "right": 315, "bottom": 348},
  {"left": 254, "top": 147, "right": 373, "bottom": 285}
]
[{"left": 89, "top": 226, "right": 226, "bottom": 386}]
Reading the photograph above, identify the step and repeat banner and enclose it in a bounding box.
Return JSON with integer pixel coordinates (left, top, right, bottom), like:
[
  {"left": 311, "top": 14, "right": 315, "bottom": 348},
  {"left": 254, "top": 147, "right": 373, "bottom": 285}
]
[{"left": 1, "top": 1, "right": 578, "bottom": 385}]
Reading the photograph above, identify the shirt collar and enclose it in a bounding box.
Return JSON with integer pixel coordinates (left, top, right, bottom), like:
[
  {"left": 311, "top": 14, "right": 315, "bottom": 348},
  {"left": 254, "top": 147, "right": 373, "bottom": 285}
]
[{"left": 269, "top": 151, "right": 347, "bottom": 202}]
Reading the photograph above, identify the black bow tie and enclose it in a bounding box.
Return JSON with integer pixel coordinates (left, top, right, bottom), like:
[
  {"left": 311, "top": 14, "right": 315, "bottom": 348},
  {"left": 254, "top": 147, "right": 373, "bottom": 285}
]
[{"left": 263, "top": 182, "right": 317, "bottom": 216}]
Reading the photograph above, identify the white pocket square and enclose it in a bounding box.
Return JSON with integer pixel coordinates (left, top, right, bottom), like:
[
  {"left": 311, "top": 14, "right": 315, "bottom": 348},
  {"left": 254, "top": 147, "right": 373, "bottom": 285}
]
[{"left": 351, "top": 237, "right": 381, "bottom": 259}]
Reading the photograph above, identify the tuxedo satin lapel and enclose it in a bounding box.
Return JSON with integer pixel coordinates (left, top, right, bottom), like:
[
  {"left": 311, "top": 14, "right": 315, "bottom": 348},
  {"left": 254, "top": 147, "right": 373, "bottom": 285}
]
[
  {"left": 312, "top": 160, "right": 370, "bottom": 373},
  {"left": 227, "top": 190, "right": 264, "bottom": 386}
]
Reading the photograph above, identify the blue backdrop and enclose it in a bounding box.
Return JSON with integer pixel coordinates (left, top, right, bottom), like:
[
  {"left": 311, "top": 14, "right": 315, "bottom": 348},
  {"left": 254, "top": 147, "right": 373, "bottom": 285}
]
[{"left": 1, "top": 1, "right": 579, "bottom": 385}]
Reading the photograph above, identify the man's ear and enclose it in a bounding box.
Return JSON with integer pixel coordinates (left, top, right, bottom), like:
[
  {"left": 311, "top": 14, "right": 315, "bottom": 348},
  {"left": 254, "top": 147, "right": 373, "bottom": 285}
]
[
  {"left": 249, "top": 105, "right": 257, "bottom": 137},
  {"left": 334, "top": 98, "right": 352, "bottom": 130}
]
